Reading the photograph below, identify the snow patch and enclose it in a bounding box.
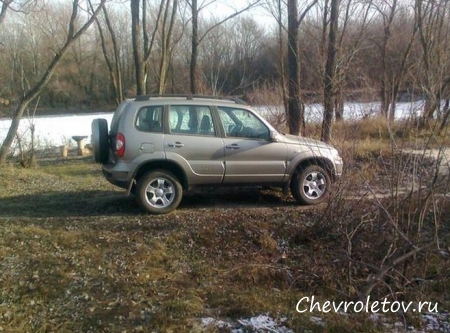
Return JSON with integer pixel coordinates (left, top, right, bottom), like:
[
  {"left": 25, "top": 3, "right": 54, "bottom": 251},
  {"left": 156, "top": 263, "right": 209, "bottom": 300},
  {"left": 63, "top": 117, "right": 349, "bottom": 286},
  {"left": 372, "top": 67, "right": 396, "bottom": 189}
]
[
  {"left": 0, "top": 112, "right": 114, "bottom": 154},
  {"left": 201, "top": 315, "right": 293, "bottom": 333}
]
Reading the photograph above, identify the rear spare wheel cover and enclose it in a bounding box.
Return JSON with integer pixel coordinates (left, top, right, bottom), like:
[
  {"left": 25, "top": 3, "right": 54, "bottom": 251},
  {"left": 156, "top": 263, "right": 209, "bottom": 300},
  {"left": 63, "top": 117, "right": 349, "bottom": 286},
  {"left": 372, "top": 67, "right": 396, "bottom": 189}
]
[{"left": 91, "top": 118, "right": 109, "bottom": 163}]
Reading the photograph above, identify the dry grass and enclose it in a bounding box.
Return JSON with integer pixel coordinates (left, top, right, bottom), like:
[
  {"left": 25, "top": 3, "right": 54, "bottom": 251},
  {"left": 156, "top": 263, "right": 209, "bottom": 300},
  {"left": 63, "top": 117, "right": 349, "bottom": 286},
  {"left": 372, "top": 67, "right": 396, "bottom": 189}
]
[{"left": 0, "top": 120, "right": 449, "bottom": 332}]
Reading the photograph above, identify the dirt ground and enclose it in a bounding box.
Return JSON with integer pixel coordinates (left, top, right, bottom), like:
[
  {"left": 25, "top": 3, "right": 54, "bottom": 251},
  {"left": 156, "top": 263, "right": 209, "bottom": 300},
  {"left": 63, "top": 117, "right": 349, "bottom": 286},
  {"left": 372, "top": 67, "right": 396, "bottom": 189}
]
[{"left": 0, "top": 153, "right": 449, "bottom": 332}]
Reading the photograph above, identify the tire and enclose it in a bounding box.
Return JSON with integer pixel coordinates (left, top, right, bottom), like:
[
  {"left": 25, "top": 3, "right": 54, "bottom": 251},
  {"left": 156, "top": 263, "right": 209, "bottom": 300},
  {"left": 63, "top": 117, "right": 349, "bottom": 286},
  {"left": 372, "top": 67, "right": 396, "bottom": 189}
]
[
  {"left": 136, "top": 170, "right": 183, "bottom": 214},
  {"left": 91, "top": 118, "right": 109, "bottom": 163},
  {"left": 290, "top": 165, "right": 330, "bottom": 205}
]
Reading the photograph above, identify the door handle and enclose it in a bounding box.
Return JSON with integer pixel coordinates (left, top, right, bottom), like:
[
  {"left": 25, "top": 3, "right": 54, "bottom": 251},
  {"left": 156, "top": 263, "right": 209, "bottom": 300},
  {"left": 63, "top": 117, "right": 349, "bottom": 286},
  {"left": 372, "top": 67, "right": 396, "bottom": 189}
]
[
  {"left": 226, "top": 144, "right": 240, "bottom": 150},
  {"left": 168, "top": 142, "right": 184, "bottom": 148}
]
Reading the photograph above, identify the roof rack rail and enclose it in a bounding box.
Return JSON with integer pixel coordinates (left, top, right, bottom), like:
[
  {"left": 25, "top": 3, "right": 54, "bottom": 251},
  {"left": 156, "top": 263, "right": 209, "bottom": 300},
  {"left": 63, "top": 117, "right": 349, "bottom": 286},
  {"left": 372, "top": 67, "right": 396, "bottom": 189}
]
[{"left": 134, "top": 94, "right": 248, "bottom": 105}]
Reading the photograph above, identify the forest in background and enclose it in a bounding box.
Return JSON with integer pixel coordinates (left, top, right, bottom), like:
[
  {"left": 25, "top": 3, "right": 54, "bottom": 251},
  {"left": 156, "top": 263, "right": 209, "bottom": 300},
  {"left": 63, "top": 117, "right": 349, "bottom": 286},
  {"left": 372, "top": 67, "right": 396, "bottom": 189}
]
[
  {"left": 1, "top": 4, "right": 450, "bottom": 328},
  {"left": 0, "top": 0, "right": 450, "bottom": 151}
]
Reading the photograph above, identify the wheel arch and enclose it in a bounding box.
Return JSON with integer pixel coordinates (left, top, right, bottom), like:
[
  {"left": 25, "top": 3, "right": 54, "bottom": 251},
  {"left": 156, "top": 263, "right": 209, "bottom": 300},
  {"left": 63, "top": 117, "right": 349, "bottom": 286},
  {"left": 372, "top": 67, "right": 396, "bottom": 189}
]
[
  {"left": 290, "top": 157, "right": 335, "bottom": 184},
  {"left": 133, "top": 160, "right": 188, "bottom": 190}
]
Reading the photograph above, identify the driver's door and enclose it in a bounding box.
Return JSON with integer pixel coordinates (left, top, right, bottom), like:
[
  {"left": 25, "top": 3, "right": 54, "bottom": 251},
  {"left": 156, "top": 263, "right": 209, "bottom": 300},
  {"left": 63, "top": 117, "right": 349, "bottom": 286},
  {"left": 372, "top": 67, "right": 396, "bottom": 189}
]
[{"left": 217, "top": 107, "right": 287, "bottom": 184}]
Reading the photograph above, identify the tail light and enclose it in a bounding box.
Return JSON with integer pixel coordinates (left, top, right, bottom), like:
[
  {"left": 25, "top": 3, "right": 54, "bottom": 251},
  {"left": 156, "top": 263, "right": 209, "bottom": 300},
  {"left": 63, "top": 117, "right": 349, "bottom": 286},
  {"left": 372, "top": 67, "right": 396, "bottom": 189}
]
[{"left": 116, "top": 133, "right": 125, "bottom": 158}]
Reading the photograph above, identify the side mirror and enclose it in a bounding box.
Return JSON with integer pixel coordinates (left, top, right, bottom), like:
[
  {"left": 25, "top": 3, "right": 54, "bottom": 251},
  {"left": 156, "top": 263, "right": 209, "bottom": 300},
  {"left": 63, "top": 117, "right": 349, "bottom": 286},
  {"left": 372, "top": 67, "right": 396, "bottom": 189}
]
[{"left": 270, "top": 131, "right": 281, "bottom": 142}]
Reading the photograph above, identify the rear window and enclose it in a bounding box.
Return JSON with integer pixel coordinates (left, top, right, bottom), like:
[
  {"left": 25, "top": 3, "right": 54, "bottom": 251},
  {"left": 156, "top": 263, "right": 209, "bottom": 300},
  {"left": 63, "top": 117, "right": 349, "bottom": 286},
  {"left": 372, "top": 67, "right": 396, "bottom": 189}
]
[
  {"left": 135, "top": 106, "right": 163, "bottom": 132},
  {"left": 168, "top": 105, "right": 215, "bottom": 136}
]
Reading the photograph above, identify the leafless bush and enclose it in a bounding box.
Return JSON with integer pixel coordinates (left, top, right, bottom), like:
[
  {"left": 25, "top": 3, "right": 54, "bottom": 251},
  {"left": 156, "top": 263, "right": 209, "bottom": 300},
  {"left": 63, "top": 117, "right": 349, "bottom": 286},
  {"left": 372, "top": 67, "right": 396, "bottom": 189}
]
[
  {"left": 14, "top": 100, "right": 40, "bottom": 167},
  {"left": 305, "top": 124, "right": 450, "bottom": 305},
  {"left": 15, "top": 125, "right": 36, "bottom": 168}
]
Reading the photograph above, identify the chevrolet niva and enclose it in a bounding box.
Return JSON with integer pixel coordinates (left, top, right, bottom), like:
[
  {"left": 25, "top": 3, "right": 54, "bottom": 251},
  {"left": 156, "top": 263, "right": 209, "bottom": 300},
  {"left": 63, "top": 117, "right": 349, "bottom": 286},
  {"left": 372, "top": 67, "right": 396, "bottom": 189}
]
[{"left": 92, "top": 95, "right": 343, "bottom": 214}]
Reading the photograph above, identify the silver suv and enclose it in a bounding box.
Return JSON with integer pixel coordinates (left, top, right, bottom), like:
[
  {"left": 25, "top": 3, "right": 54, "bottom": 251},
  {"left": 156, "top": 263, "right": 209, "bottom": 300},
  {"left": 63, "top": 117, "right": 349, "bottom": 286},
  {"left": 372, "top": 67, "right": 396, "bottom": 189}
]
[{"left": 92, "top": 95, "right": 343, "bottom": 214}]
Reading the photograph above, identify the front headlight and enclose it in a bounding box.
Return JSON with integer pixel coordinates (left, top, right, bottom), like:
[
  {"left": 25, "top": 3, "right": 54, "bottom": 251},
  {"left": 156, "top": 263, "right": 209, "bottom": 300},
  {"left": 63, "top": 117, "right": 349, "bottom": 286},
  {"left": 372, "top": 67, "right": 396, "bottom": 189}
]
[
  {"left": 331, "top": 148, "right": 339, "bottom": 156},
  {"left": 330, "top": 148, "right": 343, "bottom": 165}
]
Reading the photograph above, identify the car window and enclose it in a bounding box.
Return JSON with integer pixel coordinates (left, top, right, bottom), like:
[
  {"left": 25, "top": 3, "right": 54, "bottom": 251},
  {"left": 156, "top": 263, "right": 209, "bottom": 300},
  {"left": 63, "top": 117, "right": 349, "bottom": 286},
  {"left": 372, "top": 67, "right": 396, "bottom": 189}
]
[
  {"left": 169, "top": 105, "right": 216, "bottom": 136},
  {"left": 218, "top": 107, "right": 270, "bottom": 140},
  {"left": 135, "top": 106, "right": 163, "bottom": 132}
]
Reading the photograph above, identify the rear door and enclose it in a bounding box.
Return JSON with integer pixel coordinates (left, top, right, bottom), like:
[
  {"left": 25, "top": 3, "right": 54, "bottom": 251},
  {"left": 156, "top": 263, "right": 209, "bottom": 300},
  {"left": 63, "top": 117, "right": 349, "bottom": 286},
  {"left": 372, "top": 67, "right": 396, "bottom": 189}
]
[
  {"left": 164, "top": 105, "right": 225, "bottom": 185},
  {"left": 129, "top": 105, "right": 166, "bottom": 162},
  {"left": 217, "top": 107, "right": 288, "bottom": 184}
]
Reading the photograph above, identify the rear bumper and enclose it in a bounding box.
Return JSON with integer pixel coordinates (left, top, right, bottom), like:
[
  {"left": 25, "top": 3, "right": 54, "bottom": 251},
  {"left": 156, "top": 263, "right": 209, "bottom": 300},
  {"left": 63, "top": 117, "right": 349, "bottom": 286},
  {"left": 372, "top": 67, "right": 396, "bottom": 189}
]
[{"left": 102, "top": 164, "right": 129, "bottom": 189}]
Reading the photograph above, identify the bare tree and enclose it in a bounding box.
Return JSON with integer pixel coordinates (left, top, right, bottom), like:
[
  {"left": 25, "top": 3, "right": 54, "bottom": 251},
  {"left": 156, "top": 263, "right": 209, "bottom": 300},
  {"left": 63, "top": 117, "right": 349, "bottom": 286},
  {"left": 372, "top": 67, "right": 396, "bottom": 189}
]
[
  {"left": 157, "top": 0, "right": 179, "bottom": 94},
  {"left": 131, "top": 0, "right": 145, "bottom": 95},
  {"left": 370, "top": 0, "right": 416, "bottom": 120},
  {"left": 377, "top": 0, "right": 398, "bottom": 117},
  {"left": 0, "top": 0, "right": 13, "bottom": 26},
  {"left": 415, "top": 0, "right": 450, "bottom": 122},
  {"left": 93, "top": 2, "right": 124, "bottom": 105},
  {"left": 387, "top": 11, "right": 417, "bottom": 121},
  {"left": 263, "top": 0, "right": 289, "bottom": 113},
  {"left": 287, "top": 0, "right": 302, "bottom": 134},
  {"left": 0, "top": 1, "right": 38, "bottom": 46},
  {"left": 200, "top": 22, "right": 233, "bottom": 95},
  {"left": 0, "top": 0, "right": 107, "bottom": 165},
  {"left": 321, "top": 0, "right": 339, "bottom": 143},
  {"left": 186, "top": 0, "right": 261, "bottom": 94},
  {"left": 334, "top": 0, "right": 373, "bottom": 121},
  {"left": 188, "top": 0, "right": 198, "bottom": 94},
  {"left": 131, "top": 0, "right": 166, "bottom": 95},
  {"left": 287, "top": 0, "right": 318, "bottom": 135},
  {"left": 439, "top": 98, "right": 450, "bottom": 132},
  {"left": 217, "top": 17, "right": 268, "bottom": 95}
]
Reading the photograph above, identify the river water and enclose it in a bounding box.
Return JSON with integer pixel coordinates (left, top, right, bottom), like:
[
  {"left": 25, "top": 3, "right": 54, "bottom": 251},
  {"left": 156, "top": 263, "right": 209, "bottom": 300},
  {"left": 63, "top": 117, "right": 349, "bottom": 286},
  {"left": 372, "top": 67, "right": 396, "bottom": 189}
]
[{"left": 0, "top": 100, "right": 426, "bottom": 154}]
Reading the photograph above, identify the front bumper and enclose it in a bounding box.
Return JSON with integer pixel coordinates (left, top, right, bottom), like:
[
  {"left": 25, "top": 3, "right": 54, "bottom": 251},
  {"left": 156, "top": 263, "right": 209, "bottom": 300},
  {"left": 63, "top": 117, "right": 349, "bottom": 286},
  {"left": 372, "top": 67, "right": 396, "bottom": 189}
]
[{"left": 333, "top": 157, "right": 344, "bottom": 180}]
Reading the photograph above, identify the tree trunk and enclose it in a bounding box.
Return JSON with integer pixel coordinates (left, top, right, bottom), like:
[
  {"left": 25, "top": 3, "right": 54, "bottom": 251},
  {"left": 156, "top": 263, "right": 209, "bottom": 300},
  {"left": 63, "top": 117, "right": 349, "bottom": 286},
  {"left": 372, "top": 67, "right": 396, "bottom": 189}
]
[
  {"left": 439, "top": 99, "right": 450, "bottom": 134},
  {"left": 94, "top": 5, "right": 122, "bottom": 105},
  {"left": 335, "top": 89, "right": 344, "bottom": 121},
  {"left": 389, "top": 99, "right": 397, "bottom": 121},
  {"left": 0, "top": 103, "right": 28, "bottom": 163},
  {"left": 380, "top": 68, "right": 389, "bottom": 117},
  {"left": 103, "top": 5, "right": 123, "bottom": 104},
  {"left": 287, "top": 0, "right": 304, "bottom": 135},
  {"left": 190, "top": 0, "right": 198, "bottom": 94},
  {"left": 415, "top": 0, "right": 444, "bottom": 125},
  {"left": 131, "top": 0, "right": 146, "bottom": 95},
  {"left": 277, "top": 0, "right": 288, "bottom": 113},
  {"left": 158, "top": 0, "right": 178, "bottom": 94},
  {"left": 424, "top": 94, "right": 439, "bottom": 120},
  {"left": 0, "top": 0, "right": 12, "bottom": 26},
  {"left": 321, "top": 0, "right": 339, "bottom": 143}
]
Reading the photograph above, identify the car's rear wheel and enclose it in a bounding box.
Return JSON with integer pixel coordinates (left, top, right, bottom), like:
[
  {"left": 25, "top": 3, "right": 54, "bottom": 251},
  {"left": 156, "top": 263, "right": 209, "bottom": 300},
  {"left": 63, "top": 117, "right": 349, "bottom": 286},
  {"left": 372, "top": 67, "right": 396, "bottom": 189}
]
[
  {"left": 291, "top": 165, "right": 330, "bottom": 205},
  {"left": 91, "top": 118, "right": 109, "bottom": 163},
  {"left": 136, "top": 170, "right": 183, "bottom": 214}
]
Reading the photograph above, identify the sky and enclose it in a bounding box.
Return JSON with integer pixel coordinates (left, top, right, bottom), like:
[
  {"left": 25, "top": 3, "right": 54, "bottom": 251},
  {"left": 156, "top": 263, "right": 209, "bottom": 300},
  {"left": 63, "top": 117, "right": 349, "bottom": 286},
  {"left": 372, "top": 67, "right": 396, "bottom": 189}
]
[{"left": 207, "top": 1, "right": 278, "bottom": 29}]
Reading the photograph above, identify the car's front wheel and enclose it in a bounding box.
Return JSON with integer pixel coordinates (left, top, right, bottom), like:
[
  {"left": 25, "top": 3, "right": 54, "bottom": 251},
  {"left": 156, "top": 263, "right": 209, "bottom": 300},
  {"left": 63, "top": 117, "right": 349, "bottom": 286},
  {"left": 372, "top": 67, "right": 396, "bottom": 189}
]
[
  {"left": 136, "top": 170, "right": 183, "bottom": 214},
  {"left": 291, "top": 165, "right": 330, "bottom": 205}
]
